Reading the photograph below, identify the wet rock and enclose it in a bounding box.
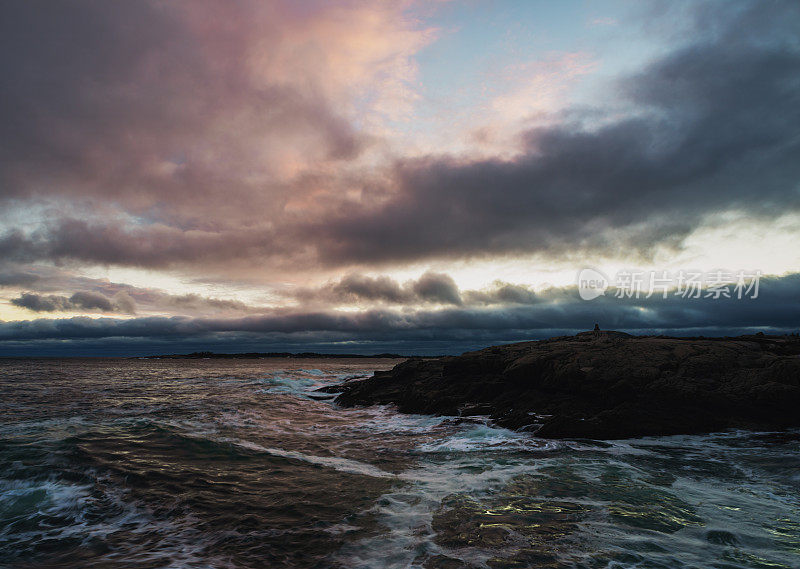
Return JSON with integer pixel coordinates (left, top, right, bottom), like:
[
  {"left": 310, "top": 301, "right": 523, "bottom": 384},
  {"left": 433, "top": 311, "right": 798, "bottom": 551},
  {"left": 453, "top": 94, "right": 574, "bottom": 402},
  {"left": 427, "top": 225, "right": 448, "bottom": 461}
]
[
  {"left": 306, "top": 394, "right": 336, "bottom": 401},
  {"left": 315, "top": 385, "right": 349, "bottom": 394},
  {"left": 335, "top": 331, "right": 800, "bottom": 439}
]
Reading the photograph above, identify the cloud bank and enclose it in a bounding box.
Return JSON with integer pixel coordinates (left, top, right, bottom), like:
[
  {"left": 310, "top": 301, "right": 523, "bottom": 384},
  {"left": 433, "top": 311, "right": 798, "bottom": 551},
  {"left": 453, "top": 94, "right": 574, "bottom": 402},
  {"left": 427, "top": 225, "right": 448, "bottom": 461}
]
[
  {"left": 0, "top": 1, "right": 797, "bottom": 272},
  {"left": 2, "top": 273, "right": 798, "bottom": 355},
  {"left": 10, "top": 291, "right": 135, "bottom": 314}
]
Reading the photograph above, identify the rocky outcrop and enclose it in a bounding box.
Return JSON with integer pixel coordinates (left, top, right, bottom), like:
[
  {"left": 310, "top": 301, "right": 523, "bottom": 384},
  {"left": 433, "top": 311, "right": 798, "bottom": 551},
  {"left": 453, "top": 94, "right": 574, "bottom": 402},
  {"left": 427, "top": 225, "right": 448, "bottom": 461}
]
[{"left": 334, "top": 331, "right": 800, "bottom": 439}]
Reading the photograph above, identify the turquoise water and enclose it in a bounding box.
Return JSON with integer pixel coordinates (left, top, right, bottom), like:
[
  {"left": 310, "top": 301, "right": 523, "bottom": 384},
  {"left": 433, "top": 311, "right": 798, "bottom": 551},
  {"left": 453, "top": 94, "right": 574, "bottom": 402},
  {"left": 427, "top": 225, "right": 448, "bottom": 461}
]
[{"left": 0, "top": 358, "right": 798, "bottom": 568}]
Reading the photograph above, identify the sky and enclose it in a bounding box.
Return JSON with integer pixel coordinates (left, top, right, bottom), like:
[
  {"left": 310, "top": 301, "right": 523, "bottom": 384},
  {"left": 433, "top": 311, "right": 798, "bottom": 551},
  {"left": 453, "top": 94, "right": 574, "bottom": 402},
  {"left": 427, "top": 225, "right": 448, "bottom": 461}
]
[{"left": 1, "top": 0, "right": 799, "bottom": 356}]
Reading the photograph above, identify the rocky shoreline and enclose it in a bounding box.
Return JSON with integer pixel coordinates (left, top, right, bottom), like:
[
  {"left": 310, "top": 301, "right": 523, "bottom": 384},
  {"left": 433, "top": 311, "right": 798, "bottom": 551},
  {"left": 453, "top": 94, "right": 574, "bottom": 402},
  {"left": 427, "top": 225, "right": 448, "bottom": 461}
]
[{"left": 331, "top": 330, "right": 800, "bottom": 439}]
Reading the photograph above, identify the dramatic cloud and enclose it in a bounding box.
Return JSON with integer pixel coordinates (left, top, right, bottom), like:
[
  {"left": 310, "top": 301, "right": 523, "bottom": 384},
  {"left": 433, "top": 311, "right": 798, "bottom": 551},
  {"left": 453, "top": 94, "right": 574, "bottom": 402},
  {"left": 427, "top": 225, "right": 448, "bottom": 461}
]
[
  {"left": 3, "top": 273, "right": 799, "bottom": 355},
  {"left": 0, "top": 271, "right": 39, "bottom": 288},
  {"left": 1, "top": 1, "right": 798, "bottom": 355},
  {"left": 10, "top": 291, "right": 133, "bottom": 314},
  {"left": 1, "top": 2, "right": 796, "bottom": 272},
  {"left": 314, "top": 3, "right": 800, "bottom": 264},
  {"left": 0, "top": 222, "right": 287, "bottom": 269},
  {"left": 0, "top": 0, "right": 432, "bottom": 199},
  {"left": 412, "top": 272, "right": 463, "bottom": 305},
  {"left": 330, "top": 274, "right": 409, "bottom": 304},
  {"left": 1, "top": 264, "right": 253, "bottom": 316},
  {"left": 463, "top": 283, "right": 539, "bottom": 306},
  {"left": 0, "top": 0, "right": 433, "bottom": 268},
  {"left": 294, "top": 272, "right": 464, "bottom": 306},
  {"left": 161, "top": 294, "right": 250, "bottom": 313}
]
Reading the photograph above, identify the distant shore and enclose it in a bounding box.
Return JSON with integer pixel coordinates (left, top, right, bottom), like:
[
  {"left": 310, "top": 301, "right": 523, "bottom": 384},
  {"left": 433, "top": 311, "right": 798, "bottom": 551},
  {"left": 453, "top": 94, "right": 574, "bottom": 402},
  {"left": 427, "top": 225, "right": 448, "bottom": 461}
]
[{"left": 142, "top": 351, "right": 418, "bottom": 360}]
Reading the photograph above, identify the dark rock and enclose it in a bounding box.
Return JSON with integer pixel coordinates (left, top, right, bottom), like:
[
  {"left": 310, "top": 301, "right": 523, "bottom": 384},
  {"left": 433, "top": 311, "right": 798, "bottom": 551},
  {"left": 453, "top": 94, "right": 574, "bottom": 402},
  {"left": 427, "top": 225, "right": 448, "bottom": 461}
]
[
  {"left": 334, "top": 332, "right": 800, "bottom": 439},
  {"left": 314, "top": 384, "right": 351, "bottom": 394}
]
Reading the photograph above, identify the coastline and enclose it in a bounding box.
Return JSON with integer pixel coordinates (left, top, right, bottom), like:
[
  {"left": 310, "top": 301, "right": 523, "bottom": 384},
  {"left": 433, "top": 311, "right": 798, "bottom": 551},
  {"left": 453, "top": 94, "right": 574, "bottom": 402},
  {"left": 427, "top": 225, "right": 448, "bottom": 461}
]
[
  {"left": 333, "top": 330, "right": 800, "bottom": 439},
  {"left": 140, "top": 351, "right": 420, "bottom": 360}
]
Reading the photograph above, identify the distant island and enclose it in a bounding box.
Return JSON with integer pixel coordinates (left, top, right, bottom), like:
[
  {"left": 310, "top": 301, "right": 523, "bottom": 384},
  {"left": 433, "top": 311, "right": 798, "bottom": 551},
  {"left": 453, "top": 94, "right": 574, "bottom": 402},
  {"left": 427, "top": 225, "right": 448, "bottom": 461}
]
[
  {"left": 332, "top": 330, "right": 800, "bottom": 439},
  {"left": 144, "top": 351, "right": 414, "bottom": 359}
]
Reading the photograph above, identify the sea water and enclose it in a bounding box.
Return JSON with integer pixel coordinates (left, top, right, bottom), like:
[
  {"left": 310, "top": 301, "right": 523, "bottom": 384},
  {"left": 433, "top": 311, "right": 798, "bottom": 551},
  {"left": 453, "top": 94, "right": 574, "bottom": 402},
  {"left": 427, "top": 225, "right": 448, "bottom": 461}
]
[{"left": 0, "top": 358, "right": 798, "bottom": 568}]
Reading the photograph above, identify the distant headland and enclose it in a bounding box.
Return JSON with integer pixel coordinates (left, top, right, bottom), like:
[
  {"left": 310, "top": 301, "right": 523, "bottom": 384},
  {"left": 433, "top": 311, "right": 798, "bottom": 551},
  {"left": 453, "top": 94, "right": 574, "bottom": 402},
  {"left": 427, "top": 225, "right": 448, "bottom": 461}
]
[{"left": 332, "top": 330, "right": 800, "bottom": 439}]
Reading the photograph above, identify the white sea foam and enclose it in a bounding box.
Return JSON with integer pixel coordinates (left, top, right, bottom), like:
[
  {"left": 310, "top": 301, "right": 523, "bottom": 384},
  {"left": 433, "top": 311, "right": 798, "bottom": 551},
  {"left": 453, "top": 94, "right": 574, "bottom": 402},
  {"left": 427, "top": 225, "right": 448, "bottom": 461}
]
[
  {"left": 415, "top": 422, "right": 553, "bottom": 453},
  {"left": 0, "top": 471, "right": 223, "bottom": 569},
  {"left": 349, "top": 407, "right": 449, "bottom": 434},
  {"left": 256, "top": 374, "right": 320, "bottom": 391},
  {"left": 225, "top": 438, "right": 397, "bottom": 479},
  {"left": 334, "top": 416, "right": 547, "bottom": 569}
]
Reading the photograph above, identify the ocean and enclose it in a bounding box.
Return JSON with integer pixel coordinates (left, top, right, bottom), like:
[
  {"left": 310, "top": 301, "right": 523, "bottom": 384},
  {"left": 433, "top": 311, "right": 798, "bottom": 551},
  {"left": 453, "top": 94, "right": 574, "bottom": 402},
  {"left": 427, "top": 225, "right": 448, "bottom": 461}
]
[{"left": 0, "top": 358, "right": 798, "bottom": 568}]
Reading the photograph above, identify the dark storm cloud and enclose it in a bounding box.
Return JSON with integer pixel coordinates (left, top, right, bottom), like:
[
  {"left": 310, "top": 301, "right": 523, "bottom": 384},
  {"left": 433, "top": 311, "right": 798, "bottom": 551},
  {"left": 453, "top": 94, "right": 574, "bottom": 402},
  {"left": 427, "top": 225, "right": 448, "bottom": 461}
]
[
  {"left": 89, "top": 283, "right": 251, "bottom": 315},
  {"left": 0, "top": 270, "right": 39, "bottom": 288},
  {"left": 294, "top": 272, "right": 463, "bottom": 306},
  {"left": 326, "top": 274, "right": 409, "bottom": 303},
  {"left": 0, "top": 1, "right": 798, "bottom": 271},
  {"left": 463, "top": 283, "right": 538, "bottom": 306},
  {"left": 2, "top": 265, "right": 252, "bottom": 315},
  {"left": 10, "top": 291, "right": 133, "bottom": 314},
  {"left": 313, "top": 1, "right": 800, "bottom": 265},
  {"left": 294, "top": 274, "right": 558, "bottom": 308},
  {"left": 21, "top": 220, "right": 284, "bottom": 269},
  {"left": 412, "top": 272, "right": 462, "bottom": 305},
  {"left": 10, "top": 294, "right": 72, "bottom": 313},
  {"left": 67, "top": 291, "right": 116, "bottom": 312},
  {"left": 3, "top": 273, "right": 799, "bottom": 347},
  {"left": 163, "top": 294, "right": 249, "bottom": 313},
  {"left": 0, "top": 0, "right": 365, "bottom": 228}
]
